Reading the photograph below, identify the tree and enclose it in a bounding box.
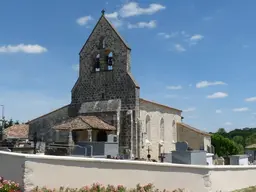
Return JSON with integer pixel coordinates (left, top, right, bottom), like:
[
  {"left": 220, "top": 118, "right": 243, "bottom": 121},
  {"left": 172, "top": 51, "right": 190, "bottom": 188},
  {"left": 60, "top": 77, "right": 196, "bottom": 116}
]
[
  {"left": 236, "top": 143, "right": 244, "bottom": 154},
  {"left": 233, "top": 136, "right": 244, "bottom": 146},
  {"left": 245, "top": 133, "right": 256, "bottom": 146},
  {"left": 8, "top": 119, "right": 13, "bottom": 127},
  {"left": 217, "top": 128, "right": 228, "bottom": 138},
  {"left": 4, "top": 119, "right": 13, "bottom": 128},
  {"left": 14, "top": 120, "right": 19, "bottom": 125},
  {"left": 3, "top": 119, "right": 15, "bottom": 128},
  {"left": 211, "top": 133, "right": 240, "bottom": 156}
]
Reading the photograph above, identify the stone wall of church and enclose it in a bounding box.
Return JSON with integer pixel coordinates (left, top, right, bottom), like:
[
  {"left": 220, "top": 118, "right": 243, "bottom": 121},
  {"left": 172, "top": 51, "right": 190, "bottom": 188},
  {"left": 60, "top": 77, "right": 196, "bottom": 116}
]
[
  {"left": 72, "top": 16, "right": 139, "bottom": 111},
  {"left": 139, "top": 101, "right": 182, "bottom": 160},
  {"left": 28, "top": 105, "right": 71, "bottom": 142},
  {"left": 71, "top": 16, "right": 140, "bottom": 155}
]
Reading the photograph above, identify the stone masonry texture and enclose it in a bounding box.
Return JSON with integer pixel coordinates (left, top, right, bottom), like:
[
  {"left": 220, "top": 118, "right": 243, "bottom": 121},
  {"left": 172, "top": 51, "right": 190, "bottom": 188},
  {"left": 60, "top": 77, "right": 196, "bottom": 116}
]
[
  {"left": 71, "top": 15, "right": 140, "bottom": 155},
  {"left": 28, "top": 14, "right": 140, "bottom": 156},
  {"left": 27, "top": 13, "right": 197, "bottom": 159}
]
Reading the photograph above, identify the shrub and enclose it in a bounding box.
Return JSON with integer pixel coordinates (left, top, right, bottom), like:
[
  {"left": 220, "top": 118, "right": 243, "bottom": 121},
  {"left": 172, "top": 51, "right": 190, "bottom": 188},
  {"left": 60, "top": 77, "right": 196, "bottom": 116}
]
[
  {"left": 32, "top": 183, "right": 187, "bottom": 192},
  {"left": 0, "top": 177, "right": 21, "bottom": 192}
]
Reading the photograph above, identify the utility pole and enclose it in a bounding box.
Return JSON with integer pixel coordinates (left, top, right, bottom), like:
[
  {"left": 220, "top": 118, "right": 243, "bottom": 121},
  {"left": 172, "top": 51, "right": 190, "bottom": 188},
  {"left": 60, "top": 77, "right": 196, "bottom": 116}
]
[{"left": 0, "top": 105, "right": 5, "bottom": 141}]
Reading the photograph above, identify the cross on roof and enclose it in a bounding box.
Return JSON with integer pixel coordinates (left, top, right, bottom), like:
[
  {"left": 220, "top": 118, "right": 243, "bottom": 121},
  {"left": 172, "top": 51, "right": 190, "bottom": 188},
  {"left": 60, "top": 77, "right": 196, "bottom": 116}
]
[{"left": 101, "top": 9, "right": 105, "bottom": 15}]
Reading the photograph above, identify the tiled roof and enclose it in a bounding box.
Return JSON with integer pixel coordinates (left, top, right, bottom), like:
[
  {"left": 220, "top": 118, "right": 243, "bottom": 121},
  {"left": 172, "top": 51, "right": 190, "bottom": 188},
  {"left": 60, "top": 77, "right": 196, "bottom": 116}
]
[
  {"left": 4, "top": 124, "right": 29, "bottom": 138},
  {"left": 177, "top": 122, "right": 211, "bottom": 137},
  {"left": 140, "top": 98, "right": 182, "bottom": 112},
  {"left": 53, "top": 116, "right": 116, "bottom": 131}
]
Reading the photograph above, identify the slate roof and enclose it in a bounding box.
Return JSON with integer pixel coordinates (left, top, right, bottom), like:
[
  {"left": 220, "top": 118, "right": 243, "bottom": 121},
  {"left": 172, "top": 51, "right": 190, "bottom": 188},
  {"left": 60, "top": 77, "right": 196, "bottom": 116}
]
[
  {"left": 4, "top": 124, "right": 29, "bottom": 138},
  {"left": 177, "top": 122, "right": 211, "bottom": 137},
  {"left": 53, "top": 116, "right": 116, "bottom": 131}
]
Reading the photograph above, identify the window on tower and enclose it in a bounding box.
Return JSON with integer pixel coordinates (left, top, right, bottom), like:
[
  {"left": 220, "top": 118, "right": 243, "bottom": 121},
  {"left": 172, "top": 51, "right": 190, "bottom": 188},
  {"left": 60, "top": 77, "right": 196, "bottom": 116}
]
[
  {"left": 107, "top": 52, "right": 113, "bottom": 70},
  {"left": 95, "top": 54, "right": 100, "bottom": 72}
]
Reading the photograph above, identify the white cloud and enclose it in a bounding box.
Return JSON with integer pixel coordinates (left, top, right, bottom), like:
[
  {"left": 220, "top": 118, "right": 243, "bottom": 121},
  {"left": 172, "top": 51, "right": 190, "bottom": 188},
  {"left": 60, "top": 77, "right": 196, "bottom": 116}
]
[
  {"left": 174, "top": 44, "right": 186, "bottom": 52},
  {"left": 225, "top": 122, "right": 232, "bottom": 126},
  {"left": 76, "top": 15, "right": 93, "bottom": 26},
  {"left": 216, "top": 109, "right": 222, "bottom": 114},
  {"left": 166, "top": 85, "right": 182, "bottom": 90},
  {"left": 245, "top": 97, "right": 256, "bottom": 102},
  {"left": 233, "top": 107, "right": 249, "bottom": 112},
  {"left": 190, "top": 34, "right": 204, "bottom": 41},
  {"left": 72, "top": 64, "right": 79, "bottom": 72},
  {"left": 196, "top": 81, "right": 227, "bottom": 88},
  {"left": 105, "top": 12, "right": 123, "bottom": 28},
  {"left": 128, "top": 20, "right": 156, "bottom": 29},
  {"left": 158, "top": 32, "right": 178, "bottom": 39},
  {"left": 119, "top": 2, "right": 166, "bottom": 18},
  {"left": 189, "top": 34, "right": 204, "bottom": 45},
  {"left": 183, "top": 107, "right": 196, "bottom": 112},
  {"left": 0, "top": 44, "right": 47, "bottom": 54},
  {"left": 207, "top": 92, "right": 228, "bottom": 99},
  {"left": 105, "top": 12, "right": 119, "bottom": 19}
]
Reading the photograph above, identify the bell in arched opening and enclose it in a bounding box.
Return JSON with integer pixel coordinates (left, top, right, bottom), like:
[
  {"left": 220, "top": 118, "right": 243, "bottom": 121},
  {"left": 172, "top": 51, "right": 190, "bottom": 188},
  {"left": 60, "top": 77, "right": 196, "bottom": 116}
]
[{"left": 107, "top": 52, "right": 113, "bottom": 70}]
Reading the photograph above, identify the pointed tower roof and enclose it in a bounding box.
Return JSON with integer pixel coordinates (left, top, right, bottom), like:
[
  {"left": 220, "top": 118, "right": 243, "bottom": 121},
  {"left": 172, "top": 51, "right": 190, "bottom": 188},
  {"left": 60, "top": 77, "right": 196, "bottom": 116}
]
[{"left": 79, "top": 10, "right": 131, "bottom": 55}]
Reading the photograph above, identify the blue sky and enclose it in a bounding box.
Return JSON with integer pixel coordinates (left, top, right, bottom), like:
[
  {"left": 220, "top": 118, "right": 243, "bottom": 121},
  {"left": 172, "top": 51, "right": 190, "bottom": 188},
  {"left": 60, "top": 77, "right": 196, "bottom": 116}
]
[{"left": 0, "top": 0, "right": 256, "bottom": 132}]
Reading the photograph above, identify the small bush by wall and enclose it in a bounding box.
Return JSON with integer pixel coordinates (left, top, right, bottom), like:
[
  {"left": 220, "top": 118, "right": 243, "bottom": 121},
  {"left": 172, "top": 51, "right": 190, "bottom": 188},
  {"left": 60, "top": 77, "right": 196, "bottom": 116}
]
[
  {"left": 32, "top": 183, "right": 188, "bottom": 192},
  {"left": 0, "top": 177, "right": 21, "bottom": 192}
]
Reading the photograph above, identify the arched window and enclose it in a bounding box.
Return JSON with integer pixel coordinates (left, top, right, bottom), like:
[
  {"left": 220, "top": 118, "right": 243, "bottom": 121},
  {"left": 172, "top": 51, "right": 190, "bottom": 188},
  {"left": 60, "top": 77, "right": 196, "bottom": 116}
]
[
  {"left": 99, "top": 37, "right": 106, "bottom": 49},
  {"left": 102, "top": 39, "right": 106, "bottom": 49},
  {"left": 160, "top": 118, "right": 164, "bottom": 141},
  {"left": 95, "top": 54, "right": 100, "bottom": 72},
  {"left": 107, "top": 52, "right": 113, "bottom": 70},
  {"left": 146, "top": 115, "right": 151, "bottom": 141}
]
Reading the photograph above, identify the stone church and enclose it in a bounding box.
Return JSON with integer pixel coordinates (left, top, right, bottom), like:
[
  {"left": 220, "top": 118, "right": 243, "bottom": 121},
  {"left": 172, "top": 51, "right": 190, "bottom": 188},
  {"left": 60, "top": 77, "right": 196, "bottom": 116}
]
[{"left": 28, "top": 10, "right": 211, "bottom": 160}]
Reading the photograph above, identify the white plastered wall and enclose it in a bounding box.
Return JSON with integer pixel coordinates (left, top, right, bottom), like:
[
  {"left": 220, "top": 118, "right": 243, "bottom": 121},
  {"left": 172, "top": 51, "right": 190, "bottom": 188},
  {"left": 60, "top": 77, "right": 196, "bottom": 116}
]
[{"left": 139, "top": 102, "right": 182, "bottom": 160}]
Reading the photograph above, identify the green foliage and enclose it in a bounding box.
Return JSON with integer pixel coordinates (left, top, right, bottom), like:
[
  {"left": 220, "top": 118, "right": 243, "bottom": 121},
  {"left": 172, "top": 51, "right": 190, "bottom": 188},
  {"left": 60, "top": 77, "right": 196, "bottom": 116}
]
[
  {"left": 217, "top": 128, "right": 228, "bottom": 137},
  {"left": 211, "top": 133, "right": 240, "bottom": 156},
  {"left": 245, "top": 133, "right": 256, "bottom": 146},
  {"left": 212, "top": 127, "right": 256, "bottom": 156},
  {"left": 233, "top": 186, "right": 256, "bottom": 192},
  {"left": 236, "top": 143, "right": 244, "bottom": 154},
  {"left": 32, "top": 183, "right": 187, "bottom": 192},
  {"left": 2, "top": 119, "right": 20, "bottom": 129},
  {"left": 233, "top": 136, "right": 244, "bottom": 146},
  {"left": 0, "top": 177, "right": 20, "bottom": 192}
]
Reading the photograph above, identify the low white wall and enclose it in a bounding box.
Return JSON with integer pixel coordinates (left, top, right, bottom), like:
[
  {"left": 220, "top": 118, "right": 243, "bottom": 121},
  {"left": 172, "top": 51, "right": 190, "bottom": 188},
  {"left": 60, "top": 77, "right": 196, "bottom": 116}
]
[
  {"left": 0, "top": 151, "right": 256, "bottom": 192},
  {"left": 0, "top": 152, "right": 25, "bottom": 188}
]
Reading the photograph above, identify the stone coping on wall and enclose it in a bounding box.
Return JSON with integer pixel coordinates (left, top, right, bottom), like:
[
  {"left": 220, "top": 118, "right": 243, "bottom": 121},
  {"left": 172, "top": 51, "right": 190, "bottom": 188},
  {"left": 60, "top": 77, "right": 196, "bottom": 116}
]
[{"left": 1, "top": 151, "right": 256, "bottom": 170}]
